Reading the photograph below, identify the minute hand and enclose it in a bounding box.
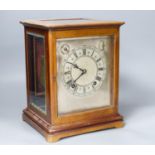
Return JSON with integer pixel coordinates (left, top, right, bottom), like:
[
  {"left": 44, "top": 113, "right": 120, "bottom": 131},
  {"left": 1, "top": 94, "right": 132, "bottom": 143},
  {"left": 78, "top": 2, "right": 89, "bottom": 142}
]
[
  {"left": 73, "top": 72, "right": 85, "bottom": 83},
  {"left": 67, "top": 62, "right": 84, "bottom": 72}
]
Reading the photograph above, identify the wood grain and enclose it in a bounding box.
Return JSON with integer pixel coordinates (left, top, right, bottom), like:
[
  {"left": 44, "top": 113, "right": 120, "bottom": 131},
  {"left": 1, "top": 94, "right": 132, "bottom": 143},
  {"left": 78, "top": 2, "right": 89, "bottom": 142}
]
[
  {"left": 21, "top": 19, "right": 125, "bottom": 142},
  {"left": 23, "top": 108, "right": 124, "bottom": 142},
  {"left": 20, "top": 18, "right": 124, "bottom": 30}
]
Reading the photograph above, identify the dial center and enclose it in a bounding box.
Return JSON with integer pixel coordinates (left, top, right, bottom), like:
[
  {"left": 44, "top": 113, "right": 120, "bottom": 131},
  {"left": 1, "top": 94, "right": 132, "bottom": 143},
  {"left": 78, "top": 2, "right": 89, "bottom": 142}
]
[{"left": 71, "top": 56, "right": 97, "bottom": 86}]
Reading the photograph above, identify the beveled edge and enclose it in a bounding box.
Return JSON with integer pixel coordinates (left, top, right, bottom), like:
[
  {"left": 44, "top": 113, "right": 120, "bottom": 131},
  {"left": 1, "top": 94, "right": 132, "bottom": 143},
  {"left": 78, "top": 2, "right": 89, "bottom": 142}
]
[
  {"left": 20, "top": 18, "right": 125, "bottom": 30},
  {"left": 23, "top": 108, "right": 124, "bottom": 142}
]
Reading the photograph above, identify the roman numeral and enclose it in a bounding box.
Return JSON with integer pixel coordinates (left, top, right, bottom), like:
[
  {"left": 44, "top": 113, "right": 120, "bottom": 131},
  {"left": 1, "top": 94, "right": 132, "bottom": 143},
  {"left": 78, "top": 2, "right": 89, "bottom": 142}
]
[
  {"left": 83, "top": 87, "right": 86, "bottom": 93},
  {"left": 96, "top": 76, "right": 102, "bottom": 81},
  {"left": 74, "top": 52, "right": 78, "bottom": 58},
  {"left": 83, "top": 48, "right": 86, "bottom": 55},
  {"left": 91, "top": 50, "right": 95, "bottom": 56},
  {"left": 98, "top": 68, "right": 104, "bottom": 71},
  {"left": 66, "top": 80, "right": 72, "bottom": 85},
  {"left": 64, "top": 71, "right": 71, "bottom": 75},
  {"left": 97, "top": 58, "right": 101, "bottom": 62}
]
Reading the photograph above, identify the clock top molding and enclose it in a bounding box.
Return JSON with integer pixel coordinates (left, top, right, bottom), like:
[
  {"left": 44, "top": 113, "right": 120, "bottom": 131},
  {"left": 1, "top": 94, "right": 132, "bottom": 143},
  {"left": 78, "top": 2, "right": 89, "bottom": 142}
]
[{"left": 20, "top": 18, "right": 124, "bottom": 29}]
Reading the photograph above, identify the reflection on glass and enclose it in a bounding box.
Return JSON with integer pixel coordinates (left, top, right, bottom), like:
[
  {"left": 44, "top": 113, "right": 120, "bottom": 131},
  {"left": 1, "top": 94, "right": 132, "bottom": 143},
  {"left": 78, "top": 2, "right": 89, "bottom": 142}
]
[{"left": 27, "top": 33, "right": 46, "bottom": 114}]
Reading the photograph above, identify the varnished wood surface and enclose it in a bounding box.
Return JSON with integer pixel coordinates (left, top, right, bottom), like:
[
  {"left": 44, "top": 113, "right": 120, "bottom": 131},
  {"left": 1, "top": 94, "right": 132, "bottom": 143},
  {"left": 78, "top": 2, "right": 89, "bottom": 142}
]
[
  {"left": 23, "top": 108, "right": 123, "bottom": 133},
  {"left": 20, "top": 18, "right": 125, "bottom": 30},
  {"left": 21, "top": 20, "right": 125, "bottom": 142},
  {"left": 23, "top": 108, "right": 124, "bottom": 142},
  {"left": 49, "top": 27, "right": 119, "bottom": 125}
]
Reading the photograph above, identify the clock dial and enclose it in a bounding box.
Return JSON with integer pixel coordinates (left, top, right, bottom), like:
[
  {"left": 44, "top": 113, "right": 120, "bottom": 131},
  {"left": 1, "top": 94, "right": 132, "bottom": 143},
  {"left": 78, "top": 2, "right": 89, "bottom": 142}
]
[
  {"left": 62, "top": 47, "right": 106, "bottom": 96},
  {"left": 57, "top": 36, "right": 113, "bottom": 115}
]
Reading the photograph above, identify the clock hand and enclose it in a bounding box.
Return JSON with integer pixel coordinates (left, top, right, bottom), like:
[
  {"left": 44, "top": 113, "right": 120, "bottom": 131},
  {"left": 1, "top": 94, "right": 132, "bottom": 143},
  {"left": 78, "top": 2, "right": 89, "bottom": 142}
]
[
  {"left": 67, "top": 62, "right": 85, "bottom": 72},
  {"left": 73, "top": 69, "right": 87, "bottom": 83},
  {"left": 70, "top": 69, "right": 87, "bottom": 88},
  {"left": 74, "top": 72, "right": 84, "bottom": 83}
]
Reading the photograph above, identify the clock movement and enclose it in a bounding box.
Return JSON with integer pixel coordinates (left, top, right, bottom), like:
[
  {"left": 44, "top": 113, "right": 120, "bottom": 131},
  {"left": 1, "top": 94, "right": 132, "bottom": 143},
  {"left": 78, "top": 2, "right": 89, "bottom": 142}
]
[{"left": 20, "top": 18, "right": 125, "bottom": 142}]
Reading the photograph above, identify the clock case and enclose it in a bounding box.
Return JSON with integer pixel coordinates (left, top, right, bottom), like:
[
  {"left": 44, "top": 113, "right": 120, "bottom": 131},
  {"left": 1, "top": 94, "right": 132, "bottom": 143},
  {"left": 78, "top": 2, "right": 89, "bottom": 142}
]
[{"left": 20, "top": 18, "right": 125, "bottom": 142}]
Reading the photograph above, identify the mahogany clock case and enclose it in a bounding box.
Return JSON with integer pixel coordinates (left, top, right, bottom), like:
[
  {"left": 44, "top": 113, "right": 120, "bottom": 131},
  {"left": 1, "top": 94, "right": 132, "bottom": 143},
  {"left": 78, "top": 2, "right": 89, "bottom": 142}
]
[{"left": 21, "top": 18, "right": 125, "bottom": 142}]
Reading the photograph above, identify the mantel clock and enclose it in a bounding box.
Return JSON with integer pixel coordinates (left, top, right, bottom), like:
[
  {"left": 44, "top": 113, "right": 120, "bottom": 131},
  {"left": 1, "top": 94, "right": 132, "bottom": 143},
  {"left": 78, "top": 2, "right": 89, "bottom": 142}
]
[{"left": 20, "top": 18, "right": 125, "bottom": 142}]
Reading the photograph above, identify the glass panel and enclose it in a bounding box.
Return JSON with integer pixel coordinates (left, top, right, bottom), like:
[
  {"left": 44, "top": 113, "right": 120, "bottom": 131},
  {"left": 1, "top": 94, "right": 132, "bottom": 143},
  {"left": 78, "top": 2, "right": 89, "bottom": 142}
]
[
  {"left": 56, "top": 36, "right": 114, "bottom": 115},
  {"left": 27, "top": 33, "right": 46, "bottom": 114}
]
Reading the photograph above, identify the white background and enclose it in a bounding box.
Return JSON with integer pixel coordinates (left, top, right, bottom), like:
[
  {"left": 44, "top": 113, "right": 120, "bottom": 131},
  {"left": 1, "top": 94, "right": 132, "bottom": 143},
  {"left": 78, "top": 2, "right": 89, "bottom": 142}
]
[{"left": 0, "top": 10, "right": 155, "bottom": 146}]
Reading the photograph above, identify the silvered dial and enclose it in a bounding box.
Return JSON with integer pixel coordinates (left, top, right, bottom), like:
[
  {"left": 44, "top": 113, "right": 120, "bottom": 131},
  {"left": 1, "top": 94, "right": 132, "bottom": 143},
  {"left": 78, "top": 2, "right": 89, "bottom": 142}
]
[{"left": 63, "top": 46, "right": 106, "bottom": 96}]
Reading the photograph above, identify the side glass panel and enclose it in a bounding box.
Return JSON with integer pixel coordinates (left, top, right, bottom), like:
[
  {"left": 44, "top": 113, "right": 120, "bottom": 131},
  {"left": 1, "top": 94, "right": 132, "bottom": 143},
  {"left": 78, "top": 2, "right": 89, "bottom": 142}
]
[{"left": 27, "top": 32, "right": 46, "bottom": 114}]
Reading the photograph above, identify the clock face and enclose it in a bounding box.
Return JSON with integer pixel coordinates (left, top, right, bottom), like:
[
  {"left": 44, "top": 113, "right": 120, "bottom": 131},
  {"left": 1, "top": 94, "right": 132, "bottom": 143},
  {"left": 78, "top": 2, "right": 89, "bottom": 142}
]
[
  {"left": 56, "top": 36, "right": 113, "bottom": 115},
  {"left": 63, "top": 46, "right": 106, "bottom": 96}
]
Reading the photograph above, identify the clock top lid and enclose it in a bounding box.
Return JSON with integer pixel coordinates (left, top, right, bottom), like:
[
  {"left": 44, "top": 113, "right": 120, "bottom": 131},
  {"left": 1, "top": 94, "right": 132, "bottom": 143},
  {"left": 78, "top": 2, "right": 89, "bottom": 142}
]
[{"left": 20, "top": 18, "right": 124, "bottom": 29}]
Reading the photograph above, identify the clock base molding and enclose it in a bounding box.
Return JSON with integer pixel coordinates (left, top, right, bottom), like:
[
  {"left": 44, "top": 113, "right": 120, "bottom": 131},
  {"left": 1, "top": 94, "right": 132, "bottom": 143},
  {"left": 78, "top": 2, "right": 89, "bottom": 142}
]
[{"left": 23, "top": 108, "right": 124, "bottom": 142}]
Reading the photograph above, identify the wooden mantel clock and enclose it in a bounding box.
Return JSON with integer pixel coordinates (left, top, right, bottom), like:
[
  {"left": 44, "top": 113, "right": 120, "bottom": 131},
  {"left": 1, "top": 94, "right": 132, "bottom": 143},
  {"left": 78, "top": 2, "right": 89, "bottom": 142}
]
[{"left": 20, "top": 18, "right": 125, "bottom": 142}]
